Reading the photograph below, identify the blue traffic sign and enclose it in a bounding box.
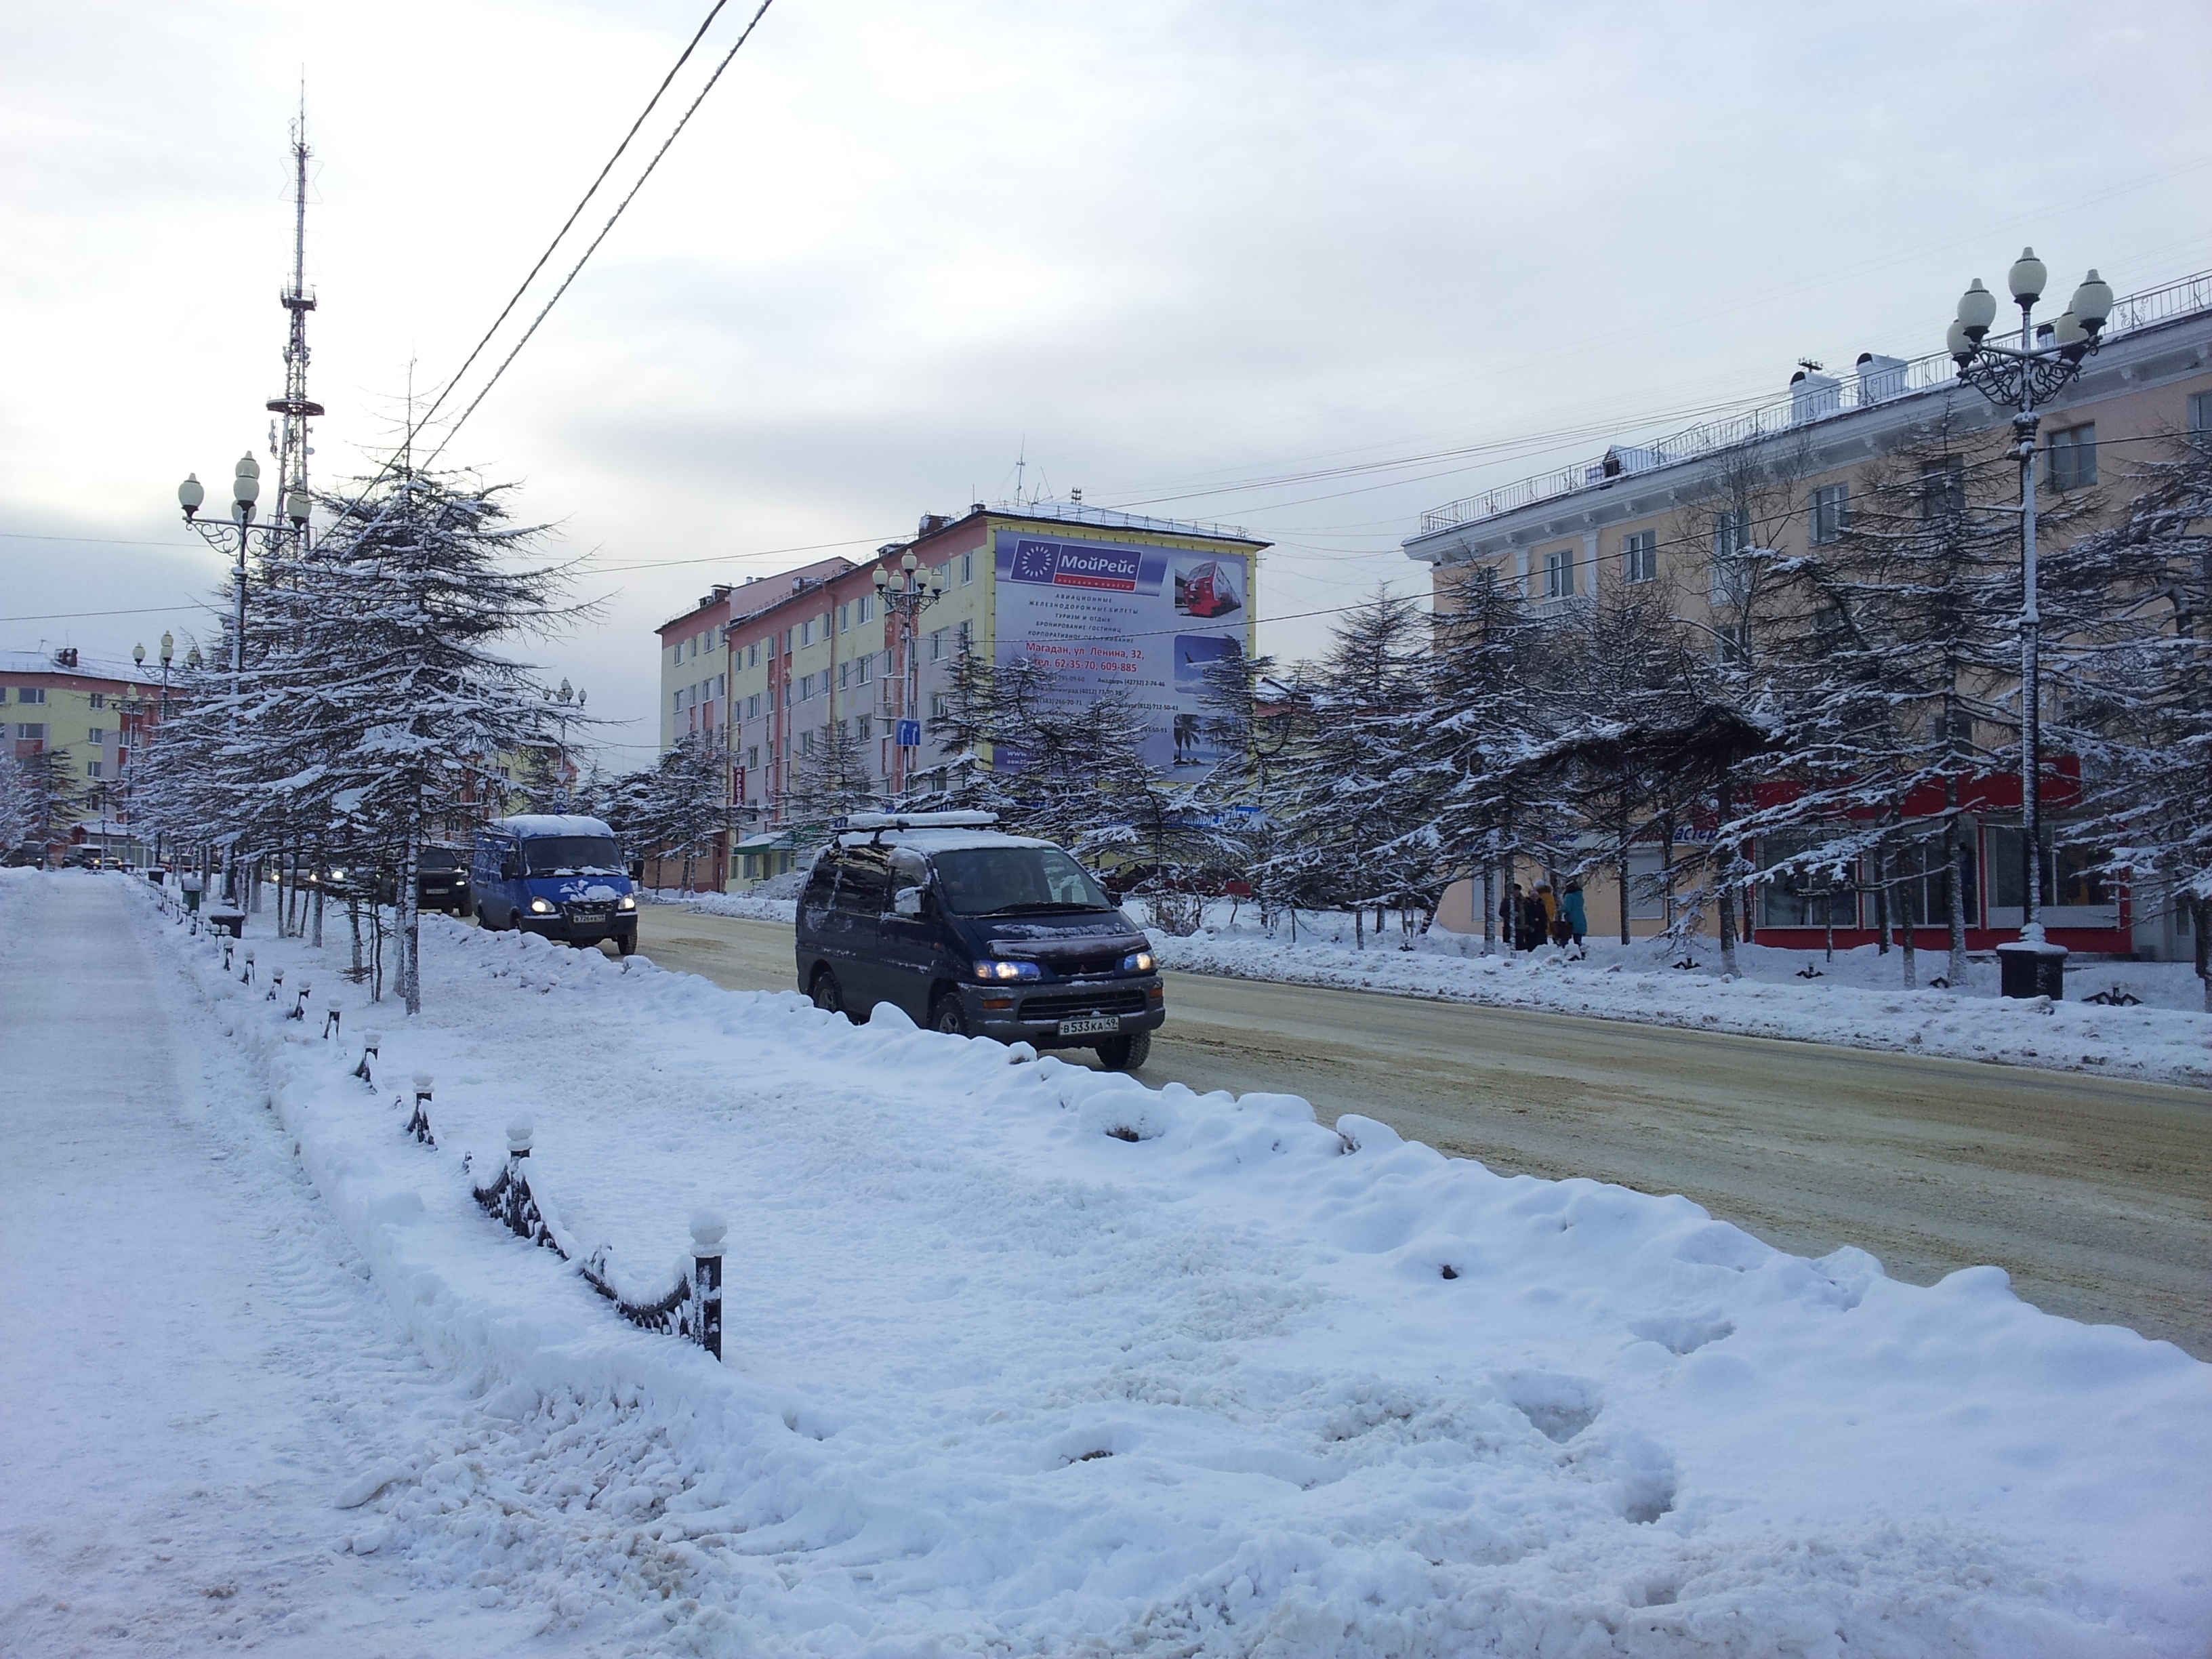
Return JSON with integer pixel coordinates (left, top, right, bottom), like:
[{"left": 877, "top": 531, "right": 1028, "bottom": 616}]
[{"left": 896, "top": 719, "right": 922, "bottom": 748}]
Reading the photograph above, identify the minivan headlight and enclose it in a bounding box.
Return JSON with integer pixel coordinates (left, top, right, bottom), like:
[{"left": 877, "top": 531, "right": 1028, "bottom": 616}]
[
  {"left": 973, "top": 959, "right": 1042, "bottom": 982},
  {"left": 1122, "top": 950, "right": 1155, "bottom": 973},
  {"left": 618, "top": 895, "right": 636, "bottom": 912},
  {"left": 529, "top": 897, "right": 556, "bottom": 914}
]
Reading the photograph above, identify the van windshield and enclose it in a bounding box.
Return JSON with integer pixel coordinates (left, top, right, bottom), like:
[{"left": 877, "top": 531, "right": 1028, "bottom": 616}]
[
  {"left": 931, "top": 847, "right": 1111, "bottom": 916},
  {"left": 522, "top": 836, "right": 624, "bottom": 876}
]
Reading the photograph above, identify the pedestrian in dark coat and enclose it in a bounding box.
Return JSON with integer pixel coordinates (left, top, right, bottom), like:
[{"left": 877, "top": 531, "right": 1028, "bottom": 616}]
[{"left": 1519, "top": 888, "right": 1547, "bottom": 951}]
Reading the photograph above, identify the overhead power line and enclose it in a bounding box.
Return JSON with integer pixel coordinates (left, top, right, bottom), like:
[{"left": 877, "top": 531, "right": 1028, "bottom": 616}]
[
  {"left": 424, "top": 0, "right": 779, "bottom": 466},
  {"left": 409, "top": 0, "right": 741, "bottom": 452}
]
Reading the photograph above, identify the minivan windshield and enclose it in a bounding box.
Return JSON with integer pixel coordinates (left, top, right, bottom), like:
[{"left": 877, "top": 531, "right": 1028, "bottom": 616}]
[
  {"left": 931, "top": 846, "right": 1111, "bottom": 916},
  {"left": 521, "top": 836, "right": 624, "bottom": 876},
  {"left": 419, "top": 847, "right": 466, "bottom": 871}
]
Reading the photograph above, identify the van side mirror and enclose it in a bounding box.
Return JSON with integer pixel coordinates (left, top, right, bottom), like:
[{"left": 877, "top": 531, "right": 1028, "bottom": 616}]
[
  {"left": 893, "top": 886, "right": 924, "bottom": 918},
  {"left": 500, "top": 855, "right": 521, "bottom": 882}
]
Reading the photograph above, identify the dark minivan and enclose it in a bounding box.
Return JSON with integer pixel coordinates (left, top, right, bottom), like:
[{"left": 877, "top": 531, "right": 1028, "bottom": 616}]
[{"left": 796, "top": 812, "right": 1163, "bottom": 1069}]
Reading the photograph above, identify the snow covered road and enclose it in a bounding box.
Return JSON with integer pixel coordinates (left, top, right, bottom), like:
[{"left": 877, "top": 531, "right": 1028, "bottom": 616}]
[
  {"left": 51, "top": 872, "right": 2209, "bottom": 1657},
  {"left": 0, "top": 874, "right": 552, "bottom": 1656}
]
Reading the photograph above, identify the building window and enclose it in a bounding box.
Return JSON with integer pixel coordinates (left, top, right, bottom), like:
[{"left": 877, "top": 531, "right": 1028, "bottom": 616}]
[
  {"left": 1622, "top": 530, "right": 1656, "bottom": 584},
  {"left": 2047, "top": 424, "right": 2097, "bottom": 491},
  {"left": 87, "top": 726, "right": 105, "bottom": 743},
  {"left": 14, "top": 723, "right": 45, "bottom": 741},
  {"left": 961, "top": 551, "right": 974, "bottom": 584},
  {"left": 2190, "top": 390, "right": 2212, "bottom": 452},
  {"left": 672, "top": 691, "right": 684, "bottom": 716},
  {"left": 930, "top": 628, "right": 947, "bottom": 661},
  {"left": 747, "top": 642, "right": 759, "bottom": 668},
  {"left": 1712, "top": 508, "right": 1749, "bottom": 560},
  {"left": 956, "top": 619, "right": 972, "bottom": 651},
  {"left": 799, "top": 672, "right": 815, "bottom": 701},
  {"left": 746, "top": 694, "right": 760, "bottom": 720},
  {"left": 857, "top": 593, "right": 874, "bottom": 623},
  {"left": 839, "top": 602, "right": 850, "bottom": 633},
  {"left": 1715, "top": 621, "right": 1751, "bottom": 665},
  {"left": 87, "top": 760, "right": 103, "bottom": 779},
  {"left": 1543, "top": 548, "right": 1575, "bottom": 600},
  {"left": 746, "top": 745, "right": 760, "bottom": 770},
  {"left": 1810, "top": 483, "right": 1850, "bottom": 544},
  {"left": 1919, "top": 456, "right": 1965, "bottom": 520},
  {"left": 800, "top": 729, "right": 815, "bottom": 755},
  {"left": 87, "top": 693, "right": 105, "bottom": 710},
  {"left": 857, "top": 715, "right": 872, "bottom": 741},
  {"left": 800, "top": 619, "right": 813, "bottom": 647},
  {"left": 931, "top": 692, "right": 948, "bottom": 718},
  {"left": 857, "top": 653, "right": 872, "bottom": 684},
  {"left": 17, "top": 688, "right": 45, "bottom": 705}
]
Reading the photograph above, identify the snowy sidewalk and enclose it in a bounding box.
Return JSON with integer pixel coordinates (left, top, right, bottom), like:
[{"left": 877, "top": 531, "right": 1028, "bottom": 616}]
[{"left": 0, "top": 874, "right": 546, "bottom": 1656}]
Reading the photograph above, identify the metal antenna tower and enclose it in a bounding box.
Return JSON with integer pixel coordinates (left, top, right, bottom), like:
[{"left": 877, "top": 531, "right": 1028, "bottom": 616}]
[{"left": 267, "top": 93, "right": 324, "bottom": 555}]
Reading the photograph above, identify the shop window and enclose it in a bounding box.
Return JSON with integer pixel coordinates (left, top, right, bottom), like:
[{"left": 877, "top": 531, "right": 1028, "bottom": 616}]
[
  {"left": 1757, "top": 832, "right": 1858, "bottom": 928},
  {"left": 1988, "top": 825, "right": 2110, "bottom": 911},
  {"left": 1879, "top": 840, "right": 1978, "bottom": 928}
]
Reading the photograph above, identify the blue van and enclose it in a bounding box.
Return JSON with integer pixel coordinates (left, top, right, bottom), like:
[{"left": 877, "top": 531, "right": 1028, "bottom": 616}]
[
  {"left": 795, "top": 812, "right": 1164, "bottom": 1069},
  {"left": 471, "top": 815, "right": 639, "bottom": 955}
]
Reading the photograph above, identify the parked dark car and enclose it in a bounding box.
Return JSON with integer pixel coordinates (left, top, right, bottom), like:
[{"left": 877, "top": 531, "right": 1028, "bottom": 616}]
[
  {"left": 795, "top": 812, "right": 1164, "bottom": 1069},
  {"left": 417, "top": 845, "right": 471, "bottom": 916},
  {"left": 471, "top": 815, "right": 638, "bottom": 954}
]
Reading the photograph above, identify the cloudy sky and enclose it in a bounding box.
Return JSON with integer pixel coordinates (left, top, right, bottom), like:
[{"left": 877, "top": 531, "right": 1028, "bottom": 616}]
[{"left": 5, "top": 0, "right": 2209, "bottom": 769}]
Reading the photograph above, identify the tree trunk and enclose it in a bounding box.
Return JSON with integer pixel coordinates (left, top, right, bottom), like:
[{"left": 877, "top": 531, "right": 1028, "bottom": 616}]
[
  {"left": 1873, "top": 851, "right": 1891, "bottom": 955},
  {"left": 1481, "top": 861, "right": 1496, "bottom": 957},
  {"left": 1901, "top": 902, "right": 1917, "bottom": 987},
  {"left": 401, "top": 825, "right": 422, "bottom": 1016},
  {"left": 1715, "top": 780, "right": 1740, "bottom": 978},
  {"left": 1946, "top": 788, "right": 1969, "bottom": 987},
  {"left": 348, "top": 895, "right": 365, "bottom": 982},
  {"left": 310, "top": 883, "right": 325, "bottom": 949}
]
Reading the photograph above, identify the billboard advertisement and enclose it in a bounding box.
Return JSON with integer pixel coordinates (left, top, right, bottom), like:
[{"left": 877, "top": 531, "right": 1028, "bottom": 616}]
[{"left": 992, "top": 531, "right": 1252, "bottom": 775}]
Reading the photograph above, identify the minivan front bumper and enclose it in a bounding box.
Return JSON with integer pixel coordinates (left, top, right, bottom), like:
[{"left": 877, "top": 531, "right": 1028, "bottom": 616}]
[{"left": 959, "top": 975, "right": 1166, "bottom": 1047}]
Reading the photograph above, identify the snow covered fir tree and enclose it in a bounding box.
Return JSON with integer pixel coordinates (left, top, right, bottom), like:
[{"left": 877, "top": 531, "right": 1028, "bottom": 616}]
[{"left": 132, "top": 464, "right": 584, "bottom": 1013}]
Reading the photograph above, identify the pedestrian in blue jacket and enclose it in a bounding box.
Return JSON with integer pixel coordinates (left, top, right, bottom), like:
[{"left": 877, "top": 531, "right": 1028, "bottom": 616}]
[{"left": 1561, "top": 880, "right": 1589, "bottom": 954}]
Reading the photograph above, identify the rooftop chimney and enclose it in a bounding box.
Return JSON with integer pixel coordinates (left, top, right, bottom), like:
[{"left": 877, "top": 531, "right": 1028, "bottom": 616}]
[
  {"left": 1789, "top": 363, "right": 1841, "bottom": 426},
  {"left": 1855, "top": 352, "right": 1908, "bottom": 404}
]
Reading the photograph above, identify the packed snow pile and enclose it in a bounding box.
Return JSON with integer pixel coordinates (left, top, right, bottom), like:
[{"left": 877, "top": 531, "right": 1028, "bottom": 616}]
[
  {"left": 641, "top": 886, "right": 799, "bottom": 923},
  {"left": 131, "top": 883, "right": 2211, "bottom": 1656},
  {"left": 1139, "top": 908, "right": 2211, "bottom": 1088}
]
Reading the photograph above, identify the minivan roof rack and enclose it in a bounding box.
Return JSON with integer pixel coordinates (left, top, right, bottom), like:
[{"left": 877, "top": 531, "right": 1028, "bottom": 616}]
[{"left": 836, "top": 811, "right": 998, "bottom": 832}]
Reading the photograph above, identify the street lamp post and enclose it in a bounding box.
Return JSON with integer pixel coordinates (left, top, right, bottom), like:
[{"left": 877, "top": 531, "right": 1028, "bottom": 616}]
[
  {"left": 178, "top": 458, "right": 310, "bottom": 900},
  {"left": 874, "top": 550, "right": 947, "bottom": 796},
  {"left": 1946, "top": 249, "right": 2113, "bottom": 1000}
]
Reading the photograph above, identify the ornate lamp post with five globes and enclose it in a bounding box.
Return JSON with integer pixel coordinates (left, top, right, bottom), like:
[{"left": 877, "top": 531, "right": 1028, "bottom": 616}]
[{"left": 1944, "top": 249, "right": 2114, "bottom": 997}]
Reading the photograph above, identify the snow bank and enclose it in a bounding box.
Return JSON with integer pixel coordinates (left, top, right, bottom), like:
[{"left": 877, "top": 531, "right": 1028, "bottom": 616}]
[
  {"left": 129, "top": 882, "right": 2212, "bottom": 1656},
  {"left": 1141, "top": 911, "right": 2212, "bottom": 1089},
  {"left": 642, "top": 887, "right": 800, "bottom": 923}
]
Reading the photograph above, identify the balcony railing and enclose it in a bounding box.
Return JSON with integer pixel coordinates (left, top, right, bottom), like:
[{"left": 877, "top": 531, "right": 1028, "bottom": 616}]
[{"left": 1416, "top": 269, "right": 2212, "bottom": 536}]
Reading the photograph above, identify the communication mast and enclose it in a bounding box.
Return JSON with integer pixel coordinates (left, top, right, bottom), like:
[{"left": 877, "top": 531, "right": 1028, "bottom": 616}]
[{"left": 266, "top": 96, "right": 325, "bottom": 554}]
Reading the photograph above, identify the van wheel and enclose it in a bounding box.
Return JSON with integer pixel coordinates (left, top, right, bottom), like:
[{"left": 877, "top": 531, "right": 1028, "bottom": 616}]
[
  {"left": 617, "top": 933, "right": 637, "bottom": 957},
  {"left": 810, "top": 968, "right": 848, "bottom": 1019},
  {"left": 929, "top": 994, "right": 968, "bottom": 1038},
  {"left": 1095, "top": 1030, "right": 1151, "bottom": 1071}
]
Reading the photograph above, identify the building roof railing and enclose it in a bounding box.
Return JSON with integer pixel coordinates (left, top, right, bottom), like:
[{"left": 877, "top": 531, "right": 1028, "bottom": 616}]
[
  {"left": 1414, "top": 268, "right": 2212, "bottom": 537},
  {"left": 986, "top": 499, "right": 1263, "bottom": 546}
]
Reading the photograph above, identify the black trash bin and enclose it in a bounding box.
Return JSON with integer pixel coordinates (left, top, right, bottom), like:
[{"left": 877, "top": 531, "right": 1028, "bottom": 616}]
[{"left": 1996, "top": 939, "right": 2068, "bottom": 1000}]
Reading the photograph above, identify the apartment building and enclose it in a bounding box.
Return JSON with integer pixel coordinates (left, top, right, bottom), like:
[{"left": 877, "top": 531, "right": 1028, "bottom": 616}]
[
  {"left": 654, "top": 501, "right": 1266, "bottom": 890},
  {"left": 1403, "top": 270, "right": 2212, "bottom": 960},
  {"left": 1, "top": 647, "right": 164, "bottom": 861}
]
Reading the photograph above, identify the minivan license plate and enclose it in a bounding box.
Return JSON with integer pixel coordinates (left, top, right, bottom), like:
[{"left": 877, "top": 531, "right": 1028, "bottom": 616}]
[
  {"left": 1057, "top": 1015, "right": 1119, "bottom": 1037},
  {"left": 570, "top": 907, "right": 608, "bottom": 922}
]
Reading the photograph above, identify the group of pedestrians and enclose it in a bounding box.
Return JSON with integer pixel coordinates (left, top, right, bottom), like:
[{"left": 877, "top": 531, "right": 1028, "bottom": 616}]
[{"left": 1500, "top": 877, "right": 1586, "bottom": 956}]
